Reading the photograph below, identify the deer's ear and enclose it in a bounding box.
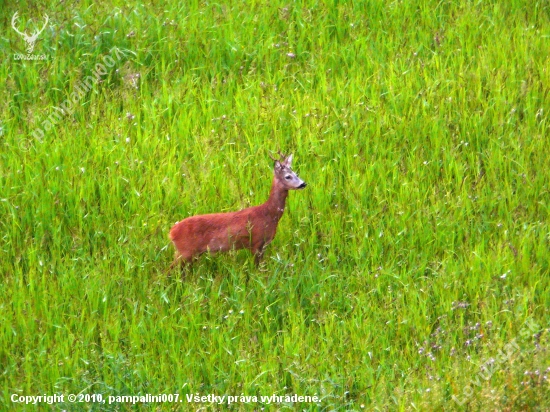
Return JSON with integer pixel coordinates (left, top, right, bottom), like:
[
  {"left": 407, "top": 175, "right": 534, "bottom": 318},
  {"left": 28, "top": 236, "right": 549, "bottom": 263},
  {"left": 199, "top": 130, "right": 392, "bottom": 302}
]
[
  {"left": 274, "top": 160, "right": 282, "bottom": 170},
  {"left": 284, "top": 154, "right": 293, "bottom": 168}
]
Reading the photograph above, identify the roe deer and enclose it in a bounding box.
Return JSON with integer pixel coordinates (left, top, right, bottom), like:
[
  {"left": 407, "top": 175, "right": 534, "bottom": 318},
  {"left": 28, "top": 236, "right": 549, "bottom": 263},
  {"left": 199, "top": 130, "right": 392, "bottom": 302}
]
[{"left": 168, "top": 152, "right": 306, "bottom": 270}]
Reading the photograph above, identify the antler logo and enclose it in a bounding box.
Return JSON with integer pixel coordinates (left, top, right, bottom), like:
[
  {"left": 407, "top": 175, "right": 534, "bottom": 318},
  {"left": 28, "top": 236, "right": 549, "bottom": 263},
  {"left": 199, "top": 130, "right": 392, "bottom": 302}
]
[{"left": 11, "top": 12, "right": 49, "bottom": 54}]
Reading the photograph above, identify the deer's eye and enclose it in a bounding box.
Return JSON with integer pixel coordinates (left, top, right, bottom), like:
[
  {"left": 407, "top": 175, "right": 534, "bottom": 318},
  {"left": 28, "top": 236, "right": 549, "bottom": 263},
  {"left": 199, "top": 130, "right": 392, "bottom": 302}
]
[{"left": 285, "top": 175, "right": 291, "bottom": 180}]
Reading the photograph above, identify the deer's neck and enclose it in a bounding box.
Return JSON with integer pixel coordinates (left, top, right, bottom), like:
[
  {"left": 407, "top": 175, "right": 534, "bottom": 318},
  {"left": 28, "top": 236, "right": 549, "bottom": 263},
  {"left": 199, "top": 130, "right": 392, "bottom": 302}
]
[{"left": 264, "top": 178, "right": 288, "bottom": 219}]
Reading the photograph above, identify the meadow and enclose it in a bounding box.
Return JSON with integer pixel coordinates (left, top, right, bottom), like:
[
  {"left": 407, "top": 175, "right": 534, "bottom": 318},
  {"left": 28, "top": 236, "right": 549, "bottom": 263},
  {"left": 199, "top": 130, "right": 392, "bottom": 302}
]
[{"left": 1, "top": 0, "right": 549, "bottom": 410}]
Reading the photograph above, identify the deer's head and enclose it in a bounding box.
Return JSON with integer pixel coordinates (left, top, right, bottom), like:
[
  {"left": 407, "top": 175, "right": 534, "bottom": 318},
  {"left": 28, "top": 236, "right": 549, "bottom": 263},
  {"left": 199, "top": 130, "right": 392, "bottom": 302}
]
[{"left": 270, "top": 151, "right": 307, "bottom": 190}]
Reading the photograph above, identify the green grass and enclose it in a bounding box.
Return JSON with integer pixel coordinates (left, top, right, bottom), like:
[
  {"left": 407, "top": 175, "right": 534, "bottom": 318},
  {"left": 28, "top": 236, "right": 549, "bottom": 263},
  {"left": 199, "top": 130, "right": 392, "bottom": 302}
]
[{"left": 1, "top": 0, "right": 549, "bottom": 410}]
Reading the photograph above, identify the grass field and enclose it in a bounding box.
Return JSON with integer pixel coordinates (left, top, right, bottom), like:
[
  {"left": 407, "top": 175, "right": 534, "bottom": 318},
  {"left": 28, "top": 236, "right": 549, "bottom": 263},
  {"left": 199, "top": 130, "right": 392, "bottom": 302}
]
[{"left": 1, "top": 0, "right": 549, "bottom": 410}]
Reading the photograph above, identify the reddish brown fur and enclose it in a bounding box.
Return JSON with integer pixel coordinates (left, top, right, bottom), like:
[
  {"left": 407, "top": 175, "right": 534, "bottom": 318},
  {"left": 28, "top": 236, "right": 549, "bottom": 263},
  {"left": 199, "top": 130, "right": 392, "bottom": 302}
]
[{"left": 168, "top": 153, "right": 305, "bottom": 269}]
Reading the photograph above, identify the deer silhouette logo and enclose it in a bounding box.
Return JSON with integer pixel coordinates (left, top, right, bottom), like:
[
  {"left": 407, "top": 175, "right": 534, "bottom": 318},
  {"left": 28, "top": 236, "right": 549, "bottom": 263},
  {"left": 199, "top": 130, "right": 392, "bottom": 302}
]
[{"left": 11, "top": 12, "right": 49, "bottom": 54}]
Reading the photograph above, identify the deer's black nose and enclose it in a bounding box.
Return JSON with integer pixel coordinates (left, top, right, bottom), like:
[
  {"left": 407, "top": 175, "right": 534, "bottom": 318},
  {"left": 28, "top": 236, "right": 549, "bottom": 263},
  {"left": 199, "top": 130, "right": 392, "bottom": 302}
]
[{"left": 298, "top": 182, "right": 307, "bottom": 189}]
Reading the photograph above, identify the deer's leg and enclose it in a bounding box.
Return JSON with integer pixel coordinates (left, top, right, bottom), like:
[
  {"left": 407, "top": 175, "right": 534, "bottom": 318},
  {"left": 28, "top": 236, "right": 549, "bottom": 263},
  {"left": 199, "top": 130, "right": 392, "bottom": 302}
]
[
  {"left": 166, "top": 251, "right": 193, "bottom": 276},
  {"left": 254, "top": 251, "right": 264, "bottom": 267},
  {"left": 252, "top": 242, "right": 269, "bottom": 267},
  {"left": 166, "top": 252, "right": 181, "bottom": 274}
]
